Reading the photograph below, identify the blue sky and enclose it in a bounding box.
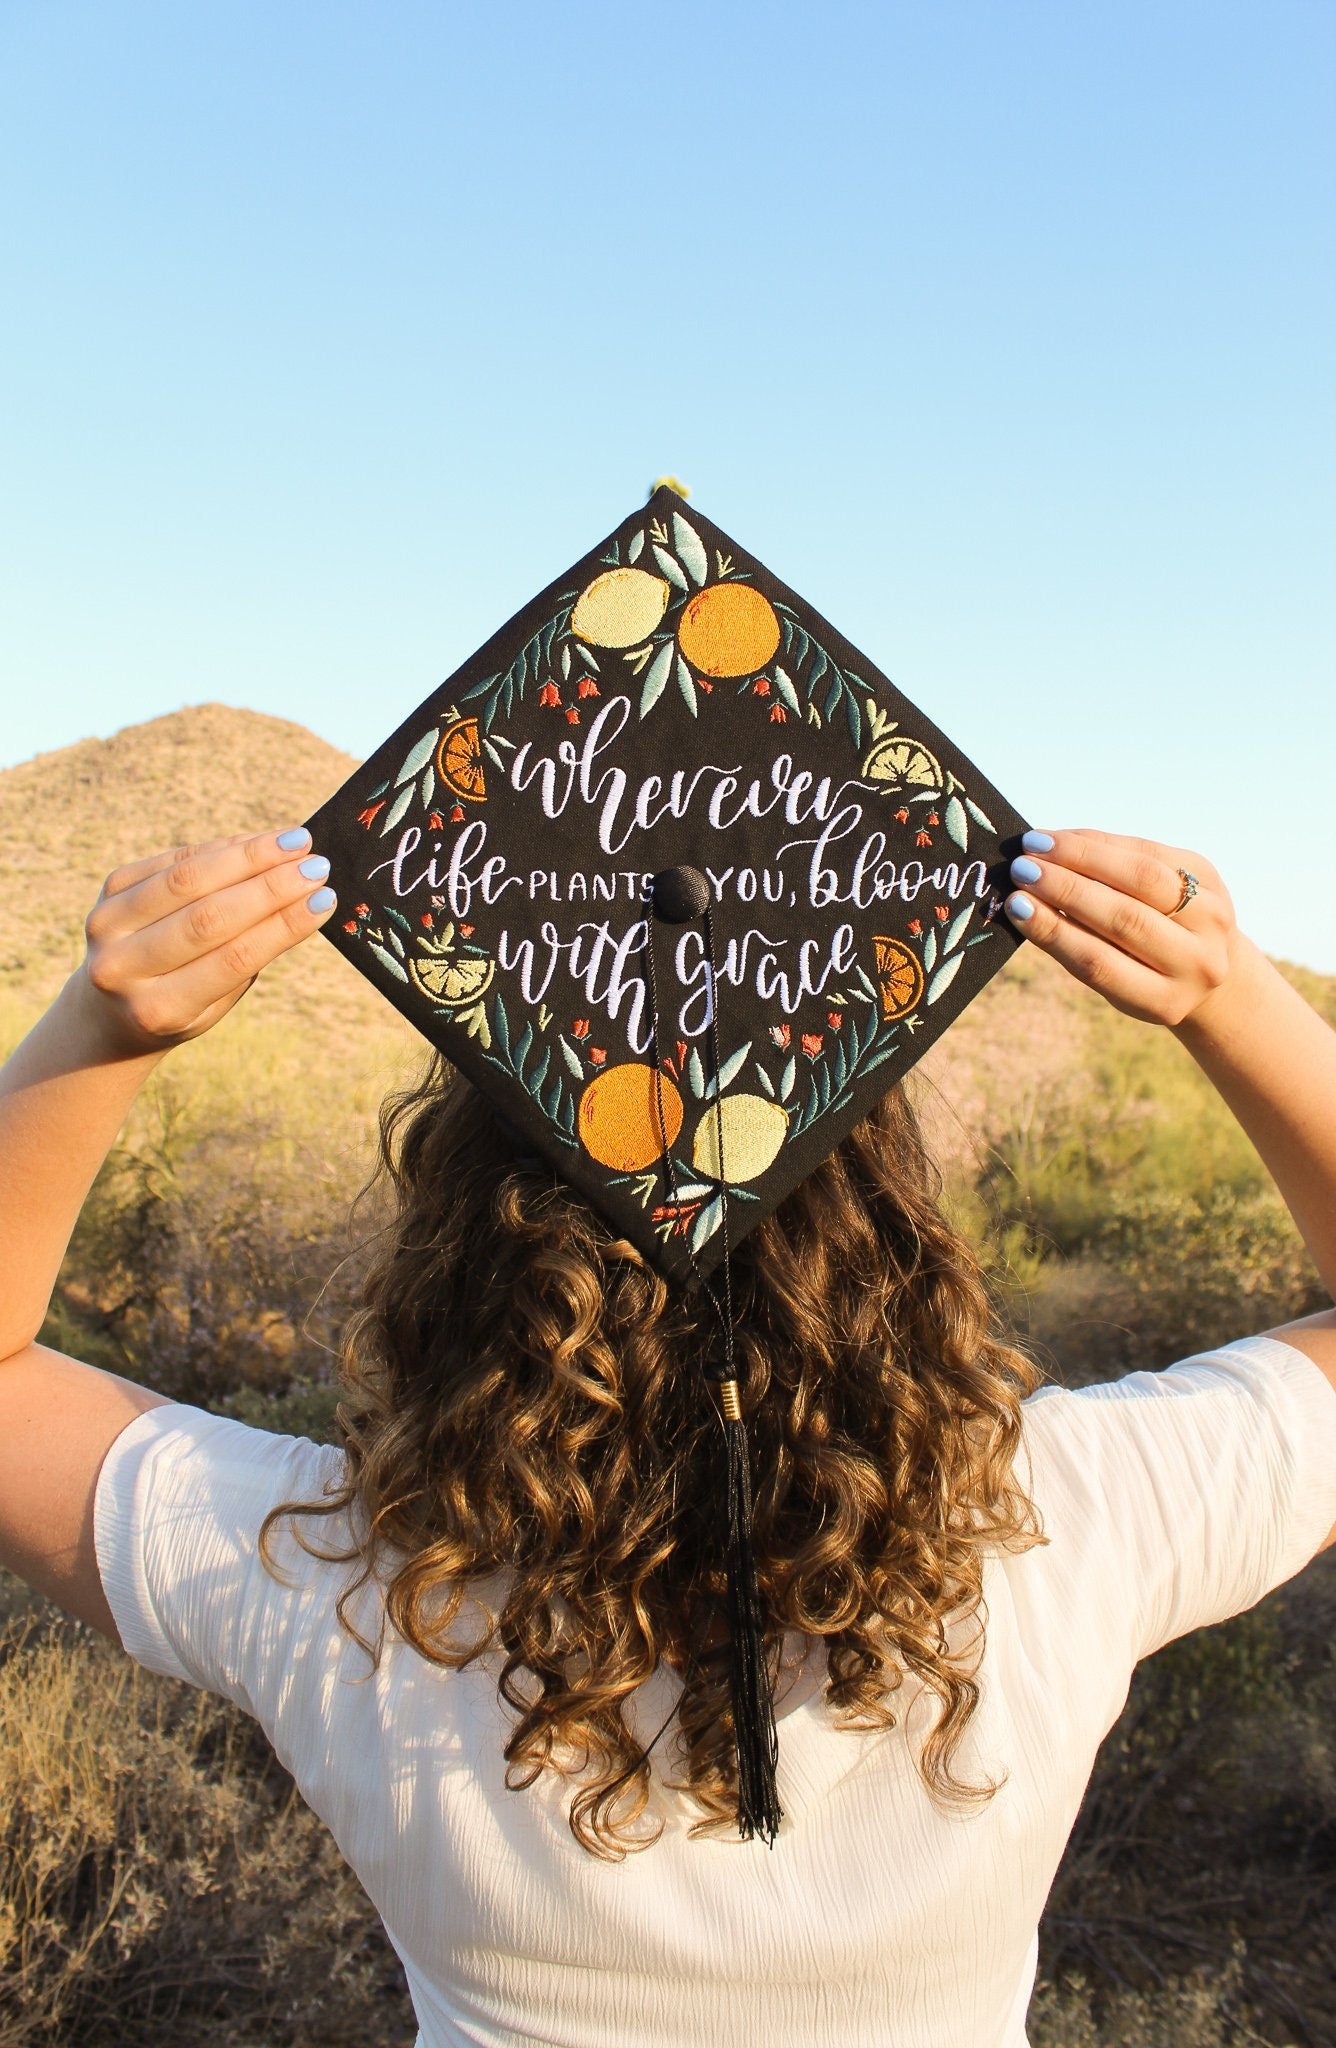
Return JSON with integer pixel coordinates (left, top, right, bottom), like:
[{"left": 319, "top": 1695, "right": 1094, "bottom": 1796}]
[{"left": 3, "top": 1, "right": 1333, "bottom": 965}]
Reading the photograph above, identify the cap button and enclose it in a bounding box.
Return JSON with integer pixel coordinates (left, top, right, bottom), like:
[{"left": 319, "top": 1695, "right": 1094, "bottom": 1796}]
[{"left": 650, "top": 865, "right": 710, "bottom": 924}]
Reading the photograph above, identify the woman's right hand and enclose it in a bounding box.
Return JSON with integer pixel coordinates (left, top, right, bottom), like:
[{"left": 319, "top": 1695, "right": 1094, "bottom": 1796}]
[{"left": 78, "top": 824, "right": 338, "bottom": 1058}]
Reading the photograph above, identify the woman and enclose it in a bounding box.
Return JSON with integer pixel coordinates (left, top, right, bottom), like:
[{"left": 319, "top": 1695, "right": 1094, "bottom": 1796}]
[{"left": 0, "top": 822, "right": 1333, "bottom": 2048}]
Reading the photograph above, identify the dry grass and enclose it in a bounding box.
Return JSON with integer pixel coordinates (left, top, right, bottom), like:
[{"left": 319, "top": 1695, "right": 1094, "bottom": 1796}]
[{"left": 0, "top": 1606, "right": 411, "bottom": 2046}]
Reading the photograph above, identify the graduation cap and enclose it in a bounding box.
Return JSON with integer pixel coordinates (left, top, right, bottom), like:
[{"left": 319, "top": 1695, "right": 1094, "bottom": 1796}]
[{"left": 305, "top": 486, "right": 1028, "bottom": 1842}]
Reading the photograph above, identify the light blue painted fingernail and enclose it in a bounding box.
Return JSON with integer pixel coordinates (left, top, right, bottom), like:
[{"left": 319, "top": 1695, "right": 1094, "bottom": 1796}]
[
  {"left": 307, "top": 886, "right": 336, "bottom": 913},
  {"left": 1006, "top": 891, "right": 1035, "bottom": 921},
  {"left": 1011, "top": 855, "right": 1043, "bottom": 884},
  {"left": 298, "top": 854, "right": 330, "bottom": 880},
  {"left": 277, "top": 826, "right": 310, "bottom": 850},
  {"left": 1021, "top": 830, "right": 1055, "bottom": 853}
]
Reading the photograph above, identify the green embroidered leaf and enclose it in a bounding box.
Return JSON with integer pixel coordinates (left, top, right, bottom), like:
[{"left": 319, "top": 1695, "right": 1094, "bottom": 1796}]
[
  {"left": 773, "top": 666, "right": 801, "bottom": 715},
  {"left": 944, "top": 795, "right": 969, "bottom": 851},
  {"left": 394, "top": 728, "right": 439, "bottom": 786},
  {"left": 652, "top": 544, "right": 689, "bottom": 593},
  {"left": 779, "top": 1054, "right": 796, "bottom": 1102},
  {"left": 543, "top": 1077, "right": 564, "bottom": 1122},
  {"left": 380, "top": 783, "right": 415, "bottom": 833},
  {"left": 944, "top": 905, "right": 973, "bottom": 954},
  {"left": 627, "top": 529, "right": 645, "bottom": 563},
  {"left": 927, "top": 953, "right": 966, "bottom": 1005},
  {"left": 844, "top": 689, "right": 863, "bottom": 749},
  {"left": 672, "top": 513, "right": 708, "bottom": 587},
  {"left": 368, "top": 942, "right": 409, "bottom": 983},
  {"left": 578, "top": 643, "right": 600, "bottom": 671},
  {"left": 965, "top": 796, "right": 996, "bottom": 832},
  {"left": 514, "top": 1020, "right": 534, "bottom": 1078},
  {"left": 754, "top": 1062, "right": 776, "bottom": 1097},
  {"left": 703, "top": 1041, "right": 752, "bottom": 1098},
  {"left": 482, "top": 738, "right": 507, "bottom": 771},
  {"left": 639, "top": 641, "right": 675, "bottom": 718},
  {"left": 493, "top": 993, "right": 511, "bottom": 1060},
  {"left": 687, "top": 1048, "right": 707, "bottom": 1100},
  {"left": 419, "top": 765, "right": 435, "bottom": 810},
  {"left": 530, "top": 1046, "right": 552, "bottom": 1097},
  {"left": 384, "top": 926, "right": 405, "bottom": 958},
  {"left": 923, "top": 927, "right": 938, "bottom": 975},
  {"left": 691, "top": 1196, "right": 723, "bottom": 1255},
  {"left": 558, "top": 1035, "right": 584, "bottom": 1080},
  {"left": 561, "top": 644, "right": 572, "bottom": 681},
  {"left": 676, "top": 654, "right": 698, "bottom": 717},
  {"left": 557, "top": 1093, "right": 576, "bottom": 1136}
]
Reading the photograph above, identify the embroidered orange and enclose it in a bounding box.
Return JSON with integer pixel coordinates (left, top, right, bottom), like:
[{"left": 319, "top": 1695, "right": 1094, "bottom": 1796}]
[
  {"left": 578, "top": 1061, "right": 684, "bottom": 1172},
  {"left": 436, "top": 716, "right": 486, "bottom": 804},
  {"left": 677, "top": 584, "right": 781, "bottom": 678},
  {"left": 871, "top": 936, "right": 924, "bottom": 1021},
  {"left": 571, "top": 568, "right": 670, "bottom": 648},
  {"left": 861, "top": 734, "right": 941, "bottom": 794}
]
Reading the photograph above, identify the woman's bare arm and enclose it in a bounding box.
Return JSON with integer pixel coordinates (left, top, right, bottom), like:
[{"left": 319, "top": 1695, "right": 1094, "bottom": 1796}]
[
  {"left": 1005, "top": 830, "right": 1336, "bottom": 1548},
  {"left": 0, "top": 825, "right": 336, "bottom": 1633}
]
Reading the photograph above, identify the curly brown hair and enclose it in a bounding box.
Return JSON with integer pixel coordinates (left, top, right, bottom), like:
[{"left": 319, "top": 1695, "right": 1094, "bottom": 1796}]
[{"left": 261, "top": 1058, "right": 1046, "bottom": 1859}]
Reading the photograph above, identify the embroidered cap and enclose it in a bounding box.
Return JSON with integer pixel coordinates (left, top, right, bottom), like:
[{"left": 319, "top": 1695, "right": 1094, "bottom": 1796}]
[{"left": 304, "top": 486, "right": 1029, "bottom": 1841}]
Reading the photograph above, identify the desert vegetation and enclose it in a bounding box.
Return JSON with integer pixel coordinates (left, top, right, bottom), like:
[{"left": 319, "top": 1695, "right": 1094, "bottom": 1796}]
[{"left": 1, "top": 709, "right": 1333, "bottom": 2044}]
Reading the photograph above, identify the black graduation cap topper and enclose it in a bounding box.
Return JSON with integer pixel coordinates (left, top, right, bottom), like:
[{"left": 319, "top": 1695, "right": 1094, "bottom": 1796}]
[{"left": 306, "top": 488, "right": 1028, "bottom": 1282}]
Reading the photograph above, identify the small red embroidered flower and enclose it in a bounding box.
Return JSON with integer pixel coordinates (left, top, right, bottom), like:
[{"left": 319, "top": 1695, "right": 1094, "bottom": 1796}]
[
  {"left": 894, "top": 807, "right": 910, "bottom": 824},
  {"left": 927, "top": 810, "right": 940, "bottom": 827},
  {"left": 908, "top": 918, "right": 923, "bottom": 936},
  {"left": 355, "top": 903, "right": 370, "bottom": 917},
  {"left": 460, "top": 923, "right": 475, "bottom": 937},
  {"left": 342, "top": 920, "right": 358, "bottom": 933},
  {"left": 769, "top": 704, "right": 787, "bottom": 723},
  {"left": 915, "top": 828, "right": 932, "bottom": 848},
  {"left": 450, "top": 805, "right": 465, "bottom": 824},
  {"left": 421, "top": 913, "right": 434, "bottom": 928},
  {"left": 577, "top": 677, "right": 600, "bottom": 699},
  {"left": 698, "top": 678, "right": 714, "bottom": 693},
  {"left": 538, "top": 681, "right": 561, "bottom": 708},
  {"left": 752, "top": 677, "right": 771, "bottom": 697},
  {"left": 565, "top": 706, "right": 580, "bottom": 725},
  {"left": 800, "top": 1032, "right": 823, "bottom": 1060},
  {"left": 769, "top": 1023, "right": 791, "bottom": 1049},
  {"left": 428, "top": 812, "right": 444, "bottom": 831},
  {"left": 675, "top": 1039, "right": 689, "bottom": 1070},
  {"left": 589, "top": 1047, "right": 607, "bottom": 1067},
  {"left": 356, "top": 802, "right": 385, "bottom": 828},
  {"left": 826, "top": 1010, "right": 843, "bottom": 1031},
  {"left": 572, "top": 1018, "right": 591, "bottom": 1040},
  {"left": 935, "top": 905, "right": 949, "bottom": 922}
]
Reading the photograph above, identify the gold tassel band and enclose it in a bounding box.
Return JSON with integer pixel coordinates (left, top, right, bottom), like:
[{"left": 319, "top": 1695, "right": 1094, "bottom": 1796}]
[{"left": 717, "top": 1379, "right": 742, "bottom": 1421}]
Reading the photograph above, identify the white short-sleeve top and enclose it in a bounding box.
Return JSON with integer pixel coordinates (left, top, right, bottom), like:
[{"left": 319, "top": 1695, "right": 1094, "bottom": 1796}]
[{"left": 94, "top": 1334, "right": 1336, "bottom": 2048}]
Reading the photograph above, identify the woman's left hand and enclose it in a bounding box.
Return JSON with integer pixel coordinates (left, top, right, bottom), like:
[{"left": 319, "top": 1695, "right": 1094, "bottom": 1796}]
[{"left": 1004, "top": 829, "right": 1238, "bottom": 1027}]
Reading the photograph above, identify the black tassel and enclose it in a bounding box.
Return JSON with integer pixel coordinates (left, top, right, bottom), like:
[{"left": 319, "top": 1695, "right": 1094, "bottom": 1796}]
[{"left": 717, "top": 1382, "right": 783, "bottom": 1844}]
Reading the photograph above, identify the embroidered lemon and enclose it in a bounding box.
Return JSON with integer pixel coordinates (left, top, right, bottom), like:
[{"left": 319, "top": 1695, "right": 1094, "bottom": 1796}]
[
  {"left": 871, "top": 936, "right": 923, "bottom": 1021},
  {"left": 691, "top": 1094, "right": 789, "bottom": 1184},
  {"left": 408, "top": 950, "right": 495, "bottom": 1008},
  {"left": 578, "top": 1062, "right": 684, "bottom": 1173},
  {"left": 861, "top": 734, "right": 942, "bottom": 792},
  {"left": 571, "top": 568, "right": 671, "bottom": 649},
  {"left": 436, "top": 716, "right": 486, "bottom": 804},
  {"left": 677, "top": 584, "right": 781, "bottom": 678}
]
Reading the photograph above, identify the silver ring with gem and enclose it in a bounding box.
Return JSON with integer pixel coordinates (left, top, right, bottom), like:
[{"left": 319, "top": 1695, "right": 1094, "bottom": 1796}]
[{"left": 1168, "top": 869, "right": 1199, "bottom": 917}]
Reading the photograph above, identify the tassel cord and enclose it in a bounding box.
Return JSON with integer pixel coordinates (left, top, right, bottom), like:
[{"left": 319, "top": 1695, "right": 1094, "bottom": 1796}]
[{"left": 643, "top": 902, "right": 784, "bottom": 1845}]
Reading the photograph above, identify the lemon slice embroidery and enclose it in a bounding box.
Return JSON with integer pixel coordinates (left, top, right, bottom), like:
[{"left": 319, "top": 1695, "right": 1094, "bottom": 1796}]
[
  {"left": 409, "top": 951, "right": 496, "bottom": 1008},
  {"left": 861, "top": 734, "right": 942, "bottom": 791}
]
